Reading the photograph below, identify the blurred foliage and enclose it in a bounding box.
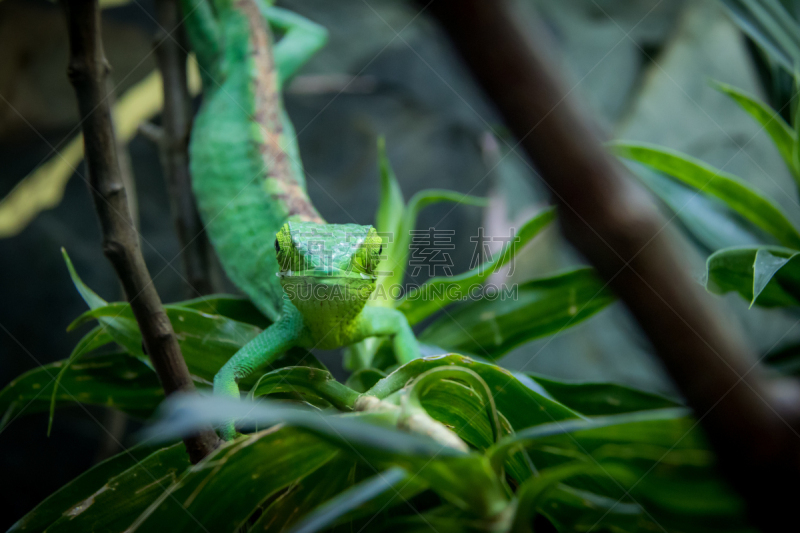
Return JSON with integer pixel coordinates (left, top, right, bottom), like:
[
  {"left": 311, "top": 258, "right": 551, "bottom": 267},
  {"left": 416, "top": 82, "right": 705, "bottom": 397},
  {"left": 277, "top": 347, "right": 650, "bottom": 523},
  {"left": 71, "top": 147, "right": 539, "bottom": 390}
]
[{"left": 613, "top": 0, "right": 800, "bottom": 374}]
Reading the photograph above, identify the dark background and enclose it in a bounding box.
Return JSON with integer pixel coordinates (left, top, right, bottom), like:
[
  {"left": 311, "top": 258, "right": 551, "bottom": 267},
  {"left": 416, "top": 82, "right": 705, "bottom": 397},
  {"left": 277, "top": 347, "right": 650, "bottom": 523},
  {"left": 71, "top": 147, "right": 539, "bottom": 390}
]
[{"left": 2, "top": 0, "right": 795, "bottom": 528}]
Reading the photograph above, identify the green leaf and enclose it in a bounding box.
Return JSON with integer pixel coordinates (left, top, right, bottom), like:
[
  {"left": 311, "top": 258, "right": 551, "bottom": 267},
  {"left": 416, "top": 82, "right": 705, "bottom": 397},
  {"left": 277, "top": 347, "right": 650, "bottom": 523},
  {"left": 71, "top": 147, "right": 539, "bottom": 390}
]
[
  {"left": 419, "top": 268, "right": 615, "bottom": 359},
  {"left": 539, "top": 485, "right": 645, "bottom": 533},
  {"left": 145, "top": 395, "right": 509, "bottom": 518},
  {"left": 345, "top": 368, "right": 386, "bottom": 393},
  {"left": 529, "top": 411, "right": 751, "bottom": 532},
  {"left": 288, "top": 467, "right": 408, "bottom": 533},
  {"left": 67, "top": 302, "right": 321, "bottom": 385},
  {"left": 130, "top": 428, "right": 339, "bottom": 532},
  {"left": 366, "top": 354, "right": 582, "bottom": 431},
  {"left": 68, "top": 303, "right": 263, "bottom": 383},
  {"left": 48, "top": 325, "right": 115, "bottom": 435},
  {"left": 44, "top": 443, "right": 190, "bottom": 533},
  {"left": 407, "top": 366, "right": 501, "bottom": 446},
  {"left": 720, "top": 0, "right": 800, "bottom": 73},
  {"left": 488, "top": 408, "right": 689, "bottom": 469},
  {"left": 415, "top": 378, "right": 534, "bottom": 484},
  {"left": 8, "top": 443, "right": 177, "bottom": 533},
  {"left": 0, "top": 352, "right": 162, "bottom": 428},
  {"left": 612, "top": 142, "right": 800, "bottom": 248},
  {"left": 176, "top": 294, "right": 271, "bottom": 328},
  {"left": 626, "top": 162, "right": 765, "bottom": 251},
  {"left": 375, "top": 136, "right": 405, "bottom": 243},
  {"left": 249, "top": 366, "right": 360, "bottom": 409},
  {"left": 253, "top": 456, "right": 359, "bottom": 531},
  {"left": 706, "top": 245, "right": 800, "bottom": 306},
  {"left": 711, "top": 80, "right": 798, "bottom": 180},
  {"left": 526, "top": 373, "right": 680, "bottom": 416},
  {"left": 397, "top": 208, "right": 556, "bottom": 325},
  {"left": 145, "top": 395, "right": 466, "bottom": 458},
  {"left": 380, "top": 189, "right": 488, "bottom": 297},
  {"left": 510, "top": 461, "right": 631, "bottom": 533}
]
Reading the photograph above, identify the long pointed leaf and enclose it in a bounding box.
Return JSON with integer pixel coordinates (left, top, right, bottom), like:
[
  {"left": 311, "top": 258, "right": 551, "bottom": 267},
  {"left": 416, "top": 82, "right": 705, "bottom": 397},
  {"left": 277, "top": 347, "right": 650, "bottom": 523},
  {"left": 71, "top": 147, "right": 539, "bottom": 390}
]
[
  {"left": 288, "top": 467, "right": 408, "bottom": 533},
  {"left": 711, "top": 80, "right": 798, "bottom": 182},
  {"left": 0, "top": 352, "right": 162, "bottom": 428},
  {"left": 397, "top": 208, "right": 556, "bottom": 325},
  {"left": 612, "top": 142, "right": 800, "bottom": 248},
  {"left": 419, "top": 268, "right": 614, "bottom": 359}
]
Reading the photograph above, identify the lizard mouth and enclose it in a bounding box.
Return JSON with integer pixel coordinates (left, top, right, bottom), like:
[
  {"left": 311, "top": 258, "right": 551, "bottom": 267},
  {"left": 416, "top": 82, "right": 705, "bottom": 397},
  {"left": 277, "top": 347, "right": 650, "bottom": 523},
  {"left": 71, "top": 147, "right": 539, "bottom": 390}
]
[{"left": 277, "top": 269, "right": 377, "bottom": 281}]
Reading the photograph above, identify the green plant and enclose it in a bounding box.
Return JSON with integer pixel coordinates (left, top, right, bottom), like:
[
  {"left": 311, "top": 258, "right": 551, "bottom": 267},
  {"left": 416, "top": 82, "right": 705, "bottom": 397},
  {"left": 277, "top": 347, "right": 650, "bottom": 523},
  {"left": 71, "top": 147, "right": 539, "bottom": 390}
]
[
  {"left": 610, "top": 0, "right": 800, "bottom": 374},
  {"left": 2, "top": 144, "right": 757, "bottom": 532}
]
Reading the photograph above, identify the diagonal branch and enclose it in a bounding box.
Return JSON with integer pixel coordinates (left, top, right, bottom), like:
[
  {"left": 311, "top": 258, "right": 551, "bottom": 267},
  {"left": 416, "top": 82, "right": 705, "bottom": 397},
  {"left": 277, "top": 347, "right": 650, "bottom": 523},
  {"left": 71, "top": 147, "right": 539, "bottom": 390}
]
[
  {"left": 62, "top": 0, "right": 218, "bottom": 463},
  {"left": 421, "top": 0, "right": 800, "bottom": 530}
]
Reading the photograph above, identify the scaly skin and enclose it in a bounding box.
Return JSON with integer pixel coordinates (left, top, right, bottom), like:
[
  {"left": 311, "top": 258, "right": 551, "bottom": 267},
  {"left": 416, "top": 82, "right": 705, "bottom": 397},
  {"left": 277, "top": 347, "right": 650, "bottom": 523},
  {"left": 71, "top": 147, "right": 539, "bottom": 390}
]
[{"left": 182, "top": 0, "right": 419, "bottom": 439}]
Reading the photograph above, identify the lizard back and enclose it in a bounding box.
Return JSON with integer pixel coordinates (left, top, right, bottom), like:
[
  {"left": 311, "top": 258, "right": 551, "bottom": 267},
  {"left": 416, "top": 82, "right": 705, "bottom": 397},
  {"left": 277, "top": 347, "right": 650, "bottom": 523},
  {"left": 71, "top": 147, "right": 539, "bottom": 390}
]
[{"left": 188, "top": 0, "right": 323, "bottom": 321}]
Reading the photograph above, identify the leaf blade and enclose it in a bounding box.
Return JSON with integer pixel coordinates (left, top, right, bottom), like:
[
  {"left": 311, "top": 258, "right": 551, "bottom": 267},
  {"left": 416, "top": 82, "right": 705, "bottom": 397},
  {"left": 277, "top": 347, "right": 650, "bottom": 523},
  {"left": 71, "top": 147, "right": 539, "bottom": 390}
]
[
  {"left": 612, "top": 142, "right": 800, "bottom": 248},
  {"left": 418, "top": 268, "right": 615, "bottom": 359}
]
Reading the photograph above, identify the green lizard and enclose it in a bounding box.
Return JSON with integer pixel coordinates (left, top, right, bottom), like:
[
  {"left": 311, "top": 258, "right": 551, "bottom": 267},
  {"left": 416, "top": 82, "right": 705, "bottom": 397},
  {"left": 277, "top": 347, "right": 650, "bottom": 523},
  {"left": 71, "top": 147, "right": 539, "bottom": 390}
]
[{"left": 181, "top": 0, "right": 419, "bottom": 439}]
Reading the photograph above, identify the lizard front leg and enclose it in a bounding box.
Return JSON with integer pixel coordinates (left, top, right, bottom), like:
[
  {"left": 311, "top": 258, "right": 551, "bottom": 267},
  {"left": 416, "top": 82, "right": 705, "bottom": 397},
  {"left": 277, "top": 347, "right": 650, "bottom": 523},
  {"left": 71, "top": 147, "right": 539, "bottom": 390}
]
[
  {"left": 355, "top": 307, "right": 420, "bottom": 365},
  {"left": 214, "top": 302, "right": 307, "bottom": 440},
  {"left": 261, "top": 5, "right": 328, "bottom": 86}
]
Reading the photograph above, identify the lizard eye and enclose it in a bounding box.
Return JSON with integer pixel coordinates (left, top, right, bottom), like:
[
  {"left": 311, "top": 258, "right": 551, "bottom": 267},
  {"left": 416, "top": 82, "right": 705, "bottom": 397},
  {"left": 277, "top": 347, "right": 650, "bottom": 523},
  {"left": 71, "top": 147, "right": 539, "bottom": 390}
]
[{"left": 274, "top": 239, "right": 280, "bottom": 253}]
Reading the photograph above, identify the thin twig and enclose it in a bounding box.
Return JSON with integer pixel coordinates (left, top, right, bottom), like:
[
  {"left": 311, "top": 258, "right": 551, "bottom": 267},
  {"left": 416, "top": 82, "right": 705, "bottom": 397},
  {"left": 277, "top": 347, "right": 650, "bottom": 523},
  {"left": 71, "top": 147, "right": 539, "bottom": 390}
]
[
  {"left": 62, "top": 0, "right": 218, "bottom": 463},
  {"left": 151, "top": 0, "right": 216, "bottom": 296},
  {"left": 422, "top": 1, "right": 800, "bottom": 530}
]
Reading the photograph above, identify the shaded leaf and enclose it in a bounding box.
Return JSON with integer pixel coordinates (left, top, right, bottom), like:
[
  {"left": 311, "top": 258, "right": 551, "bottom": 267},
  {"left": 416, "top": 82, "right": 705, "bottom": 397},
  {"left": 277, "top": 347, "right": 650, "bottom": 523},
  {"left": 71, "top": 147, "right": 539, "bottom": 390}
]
[
  {"left": 45, "top": 443, "right": 190, "bottom": 533},
  {"left": 711, "top": 80, "right": 798, "bottom": 180},
  {"left": 0, "top": 352, "right": 162, "bottom": 428},
  {"left": 345, "top": 368, "right": 386, "bottom": 393},
  {"left": 626, "top": 162, "right": 766, "bottom": 251},
  {"left": 720, "top": 0, "right": 800, "bottom": 73},
  {"left": 144, "top": 394, "right": 509, "bottom": 517},
  {"left": 65, "top": 252, "right": 322, "bottom": 384},
  {"left": 253, "top": 456, "right": 358, "bottom": 531},
  {"left": 288, "top": 467, "right": 408, "bottom": 533},
  {"left": 130, "top": 428, "right": 339, "bottom": 532},
  {"left": 249, "top": 366, "right": 360, "bottom": 410},
  {"left": 367, "top": 354, "right": 581, "bottom": 431},
  {"left": 530, "top": 412, "right": 751, "bottom": 532},
  {"left": 489, "top": 408, "right": 690, "bottom": 469},
  {"left": 511, "top": 461, "right": 630, "bottom": 533},
  {"left": 706, "top": 245, "right": 800, "bottom": 306},
  {"left": 48, "top": 325, "right": 116, "bottom": 434},
  {"left": 8, "top": 443, "right": 174, "bottom": 533},
  {"left": 539, "top": 485, "right": 644, "bottom": 533},
  {"left": 398, "top": 208, "right": 556, "bottom": 325},
  {"left": 176, "top": 294, "right": 272, "bottom": 329},
  {"left": 526, "top": 373, "right": 680, "bottom": 416},
  {"left": 612, "top": 142, "right": 800, "bottom": 248},
  {"left": 419, "top": 268, "right": 615, "bottom": 359}
]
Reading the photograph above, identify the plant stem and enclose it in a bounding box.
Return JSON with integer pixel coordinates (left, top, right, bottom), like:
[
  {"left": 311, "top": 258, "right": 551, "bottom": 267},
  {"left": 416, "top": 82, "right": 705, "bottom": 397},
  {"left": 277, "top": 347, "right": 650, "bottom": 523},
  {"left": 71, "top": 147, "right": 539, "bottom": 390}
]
[
  {"left": 62, "top": 0, "right": 218, "bottom": 463},
  {"left": 422, "top": 1, "right": 800, "bottom": 530},
  {"left": 151, "top": 0, "right": 216, "bottom": 297}
]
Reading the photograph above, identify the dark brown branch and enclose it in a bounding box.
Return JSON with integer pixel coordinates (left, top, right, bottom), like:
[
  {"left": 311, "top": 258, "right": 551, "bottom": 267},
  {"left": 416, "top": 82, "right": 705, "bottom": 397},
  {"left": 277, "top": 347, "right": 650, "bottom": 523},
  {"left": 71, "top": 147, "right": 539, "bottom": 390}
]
[
  {"left": 62, "top": 0, "right": 219, "bottom": 463},
  {"left": 151, "top": 0, "right": 216, "bottom": 297},
  {"left": 422, "top": 1, "right": 800, "bottom": 530}
]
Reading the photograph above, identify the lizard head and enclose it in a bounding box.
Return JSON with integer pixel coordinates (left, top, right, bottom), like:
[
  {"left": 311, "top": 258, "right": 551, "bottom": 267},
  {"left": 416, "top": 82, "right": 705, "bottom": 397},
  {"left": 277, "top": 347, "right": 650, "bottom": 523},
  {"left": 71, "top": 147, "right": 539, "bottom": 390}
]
[{"left": 275, "top": 222, "right": 382, "bottom": 320}]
